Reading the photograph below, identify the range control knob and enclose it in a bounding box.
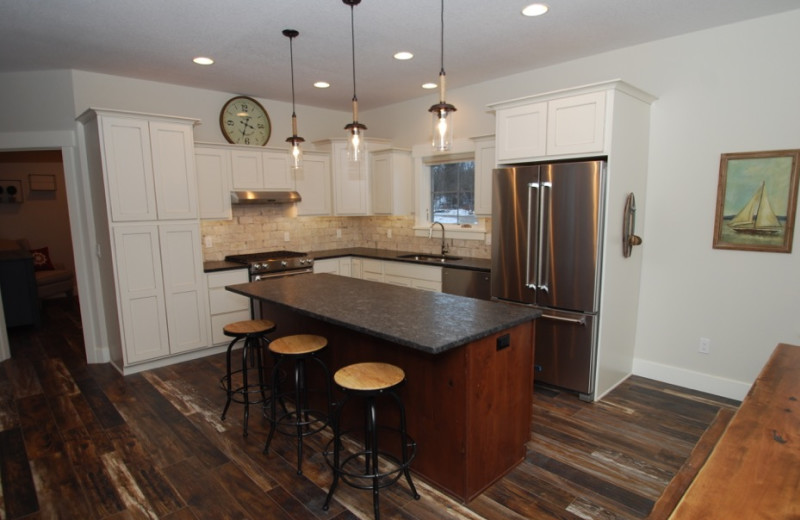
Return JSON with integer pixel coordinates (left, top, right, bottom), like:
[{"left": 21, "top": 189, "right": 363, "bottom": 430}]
[{"left": 281, "top": 260, "right": 288, "bottom": 267}]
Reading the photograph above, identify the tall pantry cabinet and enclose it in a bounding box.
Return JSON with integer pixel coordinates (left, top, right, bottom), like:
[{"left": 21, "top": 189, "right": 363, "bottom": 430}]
[{"left": 78, "top": 109, "right": 209, "bottom": 372}]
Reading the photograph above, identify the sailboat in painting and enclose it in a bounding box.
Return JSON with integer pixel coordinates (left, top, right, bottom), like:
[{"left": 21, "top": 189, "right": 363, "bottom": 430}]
[{"left": 728, "top": 181, "right": 782, "bottom": 235}]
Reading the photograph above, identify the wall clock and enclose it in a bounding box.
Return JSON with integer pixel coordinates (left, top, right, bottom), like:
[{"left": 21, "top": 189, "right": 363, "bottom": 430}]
[{"left": 219, "top": 96, "right": 271, "bottom": 146}]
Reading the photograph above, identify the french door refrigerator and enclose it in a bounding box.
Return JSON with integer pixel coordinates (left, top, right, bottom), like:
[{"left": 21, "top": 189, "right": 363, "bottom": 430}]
[{"left": 491, "top": 160, "right": 605, "bottom": 400}]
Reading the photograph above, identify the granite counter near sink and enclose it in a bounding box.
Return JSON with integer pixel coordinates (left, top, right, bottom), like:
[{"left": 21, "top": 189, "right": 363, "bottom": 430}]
[{"left": 311, "top": 247, "right": 491, "bottom": 272}]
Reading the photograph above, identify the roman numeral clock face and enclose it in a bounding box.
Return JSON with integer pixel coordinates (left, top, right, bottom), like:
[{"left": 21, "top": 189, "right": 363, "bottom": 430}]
[{"left": 219, "top": 96, "right": 271, "bottom": 146}]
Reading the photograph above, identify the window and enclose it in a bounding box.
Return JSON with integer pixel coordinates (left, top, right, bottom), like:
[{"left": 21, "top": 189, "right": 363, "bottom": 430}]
[{"left": 430, "top": 160, "right": 477, "bottom": 225}]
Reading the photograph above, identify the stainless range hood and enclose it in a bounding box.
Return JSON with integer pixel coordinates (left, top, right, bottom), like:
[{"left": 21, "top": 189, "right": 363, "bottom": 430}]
[{"left": 230, "top": 190, "right": 302, "bottom": 204}]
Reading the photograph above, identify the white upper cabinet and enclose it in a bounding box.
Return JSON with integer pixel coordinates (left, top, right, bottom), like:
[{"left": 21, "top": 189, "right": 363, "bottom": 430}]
[
  {"left": 296, "top": 151, "right": 332, "bottom": 216},
  {"left": 150, "top": 120, "right": 199, "bottom": 219},
  {"left": 195, "top": 145, "right": 232, "bottom": 220},
  {"left": 546, "top": 91, "right": 606, "bottom": 156},
  {"left": 489, "top": 80, "right": 653, "bottom": 164},
  {"left": 493, "top": 102, "right": 547, "bottom": 162},
  {"left": 94, "top": 112, "right": 199, "bottom": 222},
  {"left": 230, "top": 147, "right": 294, "bottom": 190},
  {"left": 370, "top": 149, "right": 412, "bottom": 215}
]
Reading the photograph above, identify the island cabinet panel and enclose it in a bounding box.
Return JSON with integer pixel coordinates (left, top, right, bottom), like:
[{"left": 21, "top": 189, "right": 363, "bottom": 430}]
[{"left": 255, "top": 300, "right": 534, "bottom": 502}]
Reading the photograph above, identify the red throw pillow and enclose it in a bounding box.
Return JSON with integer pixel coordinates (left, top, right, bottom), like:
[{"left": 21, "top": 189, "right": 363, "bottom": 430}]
[{"left": 30, "top": 246, "right": 56, "bottom": 271}]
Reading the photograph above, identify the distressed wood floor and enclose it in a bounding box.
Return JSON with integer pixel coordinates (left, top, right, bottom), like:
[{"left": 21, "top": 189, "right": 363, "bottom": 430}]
[{"left": 1, "top": 298, "right": 739, "bottom": 519}]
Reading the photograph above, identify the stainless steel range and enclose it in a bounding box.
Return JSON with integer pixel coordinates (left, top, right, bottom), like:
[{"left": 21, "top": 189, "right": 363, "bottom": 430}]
[
  {"left": 225, "top": 250, "right": 314, "bottom": 318},
  {"left": 225, "top": 250, "right": 314, "bottom": 281}
]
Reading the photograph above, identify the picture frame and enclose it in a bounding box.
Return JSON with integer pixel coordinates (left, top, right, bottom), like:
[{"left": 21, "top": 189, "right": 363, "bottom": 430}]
[{"left": 713, "top": 149, "right": 800, "bottom": 253}]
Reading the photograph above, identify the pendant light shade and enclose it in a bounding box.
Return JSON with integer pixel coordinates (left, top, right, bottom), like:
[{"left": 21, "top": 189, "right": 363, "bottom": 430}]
[
  {"left": 343, "top": 0, "right": 366, "bottom": 162},
  {"left": 283, "top": 29, "right": 304, "bottom": 172},
  {"left": 429, "top": 0, "right": 456, "bottom": 151}
]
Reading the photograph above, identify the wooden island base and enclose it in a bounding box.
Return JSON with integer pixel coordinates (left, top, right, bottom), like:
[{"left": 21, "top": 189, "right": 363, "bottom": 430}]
[{"left": 259, "top": 301, "right": 535, "bottom": 503}]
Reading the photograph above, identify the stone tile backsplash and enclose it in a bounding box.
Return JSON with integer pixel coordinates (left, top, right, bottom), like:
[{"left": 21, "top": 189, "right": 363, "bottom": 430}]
[{"left": 200, "top": 205, "right": 491, "bottom": 261}]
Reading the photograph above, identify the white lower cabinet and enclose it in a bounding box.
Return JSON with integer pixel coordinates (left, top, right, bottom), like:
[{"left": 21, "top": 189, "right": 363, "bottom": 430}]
[
  {"left": 113, "top": 222, "right": 209, "bottom": 364},
  {"left": 313, "top": 258, "right": 340, "bottom": 275},
  {"left": 383, "top": 261, "right": 442, "bottom": 292},
  {"left": 207, "top": 269, "right": 250, "bottom": 346},
  {"left": 361, "top": 259, "right": 385, "bottom": 282}
]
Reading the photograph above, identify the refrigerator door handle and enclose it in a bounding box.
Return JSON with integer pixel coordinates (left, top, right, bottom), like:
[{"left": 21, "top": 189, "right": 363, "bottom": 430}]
[
  {"left": 525, "top": 182, "right": 539, "bottom": 290},
  {"left": 541, "top": 314, "right": 586, "bottom": 326},
  {"left": 538, "top": 181, "right": 552, "bottom": 294}
]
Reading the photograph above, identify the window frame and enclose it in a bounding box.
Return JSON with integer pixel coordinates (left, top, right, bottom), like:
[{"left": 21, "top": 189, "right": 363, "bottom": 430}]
[{"left": 412, "top": 139, "right": 488, "bottom": 240}]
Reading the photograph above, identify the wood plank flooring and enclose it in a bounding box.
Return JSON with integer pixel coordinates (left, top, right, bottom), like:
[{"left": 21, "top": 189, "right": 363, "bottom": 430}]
[{"left": 1, "top": 298, "right": 740, "bottom": 519}]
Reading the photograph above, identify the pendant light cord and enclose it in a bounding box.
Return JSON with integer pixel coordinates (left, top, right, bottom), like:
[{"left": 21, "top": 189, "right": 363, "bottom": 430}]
[
  {"left": 289, "top": 35, "right": 297, "bottom": 117},
  {"left": 439, "top": 0, "right": 445, "bottom": 76},
  {"left": 350, "top": 3, "right": 358, "bottom": 103}
]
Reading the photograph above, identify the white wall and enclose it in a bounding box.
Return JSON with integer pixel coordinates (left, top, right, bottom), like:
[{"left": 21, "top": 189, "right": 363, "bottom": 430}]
[
  {"left": 1, "top": 10, "right": 798, "bottom": 399},
  {"left": 71, "top": 70, "right": 350, "bottom": 146},
  {"left": 366, "top": 9, "right": 800, "bottom": 399}
]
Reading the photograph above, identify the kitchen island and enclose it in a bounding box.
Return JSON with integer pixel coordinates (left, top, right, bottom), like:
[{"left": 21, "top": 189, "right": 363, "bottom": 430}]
[{"left": 227, "top": 273, "right": 540, "bottom": 502}]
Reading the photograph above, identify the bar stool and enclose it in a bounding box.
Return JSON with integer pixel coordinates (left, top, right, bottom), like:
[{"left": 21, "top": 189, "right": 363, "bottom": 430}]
[
  {"left": 263, "top": 334, "right": 332, "bottom": 475},
  {"left": 219, "top": 319, "right": 276, "bottom": 437},
  {"left": 323, "top": 362, "right": 419, "bottom": 519}
]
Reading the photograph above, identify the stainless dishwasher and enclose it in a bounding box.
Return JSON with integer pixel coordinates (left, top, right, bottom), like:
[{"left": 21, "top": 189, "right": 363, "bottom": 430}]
[{"left": 442, "top": 268, "right": 491, "bottom": 300}]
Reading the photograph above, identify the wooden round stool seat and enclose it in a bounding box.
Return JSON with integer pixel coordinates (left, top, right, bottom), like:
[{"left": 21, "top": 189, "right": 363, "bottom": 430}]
[
  {"left": 223, "top": 319, "right": 276, "bottom": 337},
  {"left": 334, "top": 362, "right": 404, "bottom": 392},
  {"left": 269, "top": 334, "right": 327, "bottom": 356}
]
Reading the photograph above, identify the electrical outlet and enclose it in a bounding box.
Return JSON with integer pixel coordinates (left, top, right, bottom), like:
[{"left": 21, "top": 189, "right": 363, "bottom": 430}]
[
  {"left": 284, "top": 231, "right": 290, "bottom": 242},
  {"left": 699, "top": 337, "right": 711, "bottom": 354},
  {"left": 336, "top": 228, "right": 342, "bottom": 238},
  {"left": 387, "top": 229, "right": 392, "bottom": 238},
  {"left": 203, "top": 236, "right": 213, "bottom": 248}
]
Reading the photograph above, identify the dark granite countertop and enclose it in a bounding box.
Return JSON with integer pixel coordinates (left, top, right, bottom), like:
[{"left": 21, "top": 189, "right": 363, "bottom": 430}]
[
  {"left": 312, "top": 247, "right": 491, "bottom": 272},
  {"left": 227, "top": 273, "right": 539, "bottom": 355},
  {"left": 203, "top": 260, "right": 249, "bottom": 273}
]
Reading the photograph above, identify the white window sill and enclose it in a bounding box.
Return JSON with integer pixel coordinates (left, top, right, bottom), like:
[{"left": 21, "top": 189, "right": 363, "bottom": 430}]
[{"left": 412, "top": 222, "right": 488, "bottom": 241}]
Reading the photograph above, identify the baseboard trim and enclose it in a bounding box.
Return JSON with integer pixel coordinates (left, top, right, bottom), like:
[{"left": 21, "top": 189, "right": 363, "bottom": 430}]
[{"left": 633, "top": 358, "right": 750, "bottom": 401}]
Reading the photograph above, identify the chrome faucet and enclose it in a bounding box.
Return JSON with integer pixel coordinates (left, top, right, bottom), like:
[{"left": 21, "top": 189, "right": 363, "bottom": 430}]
[{"left": 429, "top": 221, "right": 449, "bottom": 256}]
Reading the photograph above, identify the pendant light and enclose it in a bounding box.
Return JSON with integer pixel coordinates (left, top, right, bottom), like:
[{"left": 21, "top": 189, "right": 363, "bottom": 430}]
[
  {"left": 429, "top": 0, "right": 456, "bottom": 151},
  {"left": 283, "top": 29, "right": 304, "bottom": 172},
  {"left": 343, "top": 0, "right": 366, "bottom": 163}
]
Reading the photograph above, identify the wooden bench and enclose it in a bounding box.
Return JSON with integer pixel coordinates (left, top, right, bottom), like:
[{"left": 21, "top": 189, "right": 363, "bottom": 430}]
[{"left": 667, "top": 343, "right": 800, "bottom": 518}]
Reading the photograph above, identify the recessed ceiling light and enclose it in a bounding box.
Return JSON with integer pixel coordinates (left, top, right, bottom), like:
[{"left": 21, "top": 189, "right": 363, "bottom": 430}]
[
  {"left": 314, "top": 81, "right": 330, "bottom": 89},
  {"left": 394, "top": 51, "right": 414, "bottom": 60},
  {"left": 192, "top": 56, "right": 214, "bottom": 65},
  {"left": 521, "top": 3, "right": 549, "bottom": 17},
  {"left": 422, "top": 83, "right": 437, "bottom": 90}
]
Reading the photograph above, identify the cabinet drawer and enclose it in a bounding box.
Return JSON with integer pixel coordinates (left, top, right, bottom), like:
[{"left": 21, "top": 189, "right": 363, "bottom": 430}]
[
  {"left": 209, "top": 287, "right": 249, "bottom": 314},
  {"left": 384, "top": 261, "right": 442, "bottom": 282},
  {"left": 207, "top": 269, "right": 248, "bottom": 288},
  {"left": 362, "top": 259, "right": 384, "bottom": 274}
]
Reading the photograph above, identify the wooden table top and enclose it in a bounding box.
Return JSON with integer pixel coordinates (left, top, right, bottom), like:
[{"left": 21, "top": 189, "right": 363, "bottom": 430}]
[{"left": 669, "top": 343, "right": 800, "bottom": 519}]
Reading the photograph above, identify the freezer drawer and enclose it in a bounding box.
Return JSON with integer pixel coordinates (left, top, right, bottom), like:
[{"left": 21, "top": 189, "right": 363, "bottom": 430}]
[{"left": 534, "top": 309, "right": 597, "bottom": 399}]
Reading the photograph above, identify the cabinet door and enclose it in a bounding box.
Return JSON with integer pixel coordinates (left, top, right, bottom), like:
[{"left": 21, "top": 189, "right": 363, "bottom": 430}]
[
  {"left": 296, "top": 152, "right": 332, "bottom": 216},
  {"left": 313, "top": 258, "right": 340, "bottom": 275},
  {"left": 370, "top": 152, "right": 393, "bottom": 214},
  {"left": 150, "top": 121, "right": 198, "bottom": 220},
  {"left": 262, "top": 150, "right": 294, "bottom": 189},
  {"left": 101, "top": 117, "right": 157, "bottom": 221},
  {"left": 332, "top": 142, "right": 370, "bottom": 215},
  {"left": 472, "top": 137, "right": 496, "bottom": 216},
  {"left": 207, "top": 269, "right": 250, "bottom": 346},
  {"left": 113, "top": 225, "right": 169, "bottom": 363},
  {"left": 495, "top": 102, "right": 547, "bottom": 163},
  {"left": 230, "top": 149, "right": 263, "bottom": 189},
  {"left": 546, "top": 91, "right": 606, "bottom": 156},
  {"left": 351, "top": 258, "right": 363, "bottom": 279},
  {"left": 361, "top": 258, "right": 384, "bottom": 282},
  {"left": 159, "top": 223, "right": 209, "bottom": 354},
  {"left": 195, "top": 147, "right": 232, "bottom": 220}
]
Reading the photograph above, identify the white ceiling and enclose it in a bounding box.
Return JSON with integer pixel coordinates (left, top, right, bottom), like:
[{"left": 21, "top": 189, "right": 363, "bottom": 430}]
[{"left": 1, "top": 1, "right": 797, "bottom": 111}]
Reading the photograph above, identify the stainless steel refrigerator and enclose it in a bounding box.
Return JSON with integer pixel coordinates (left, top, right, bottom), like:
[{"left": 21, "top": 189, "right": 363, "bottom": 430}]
[{"left": 491, "top": 160, "right": 605, "bottom": 400}]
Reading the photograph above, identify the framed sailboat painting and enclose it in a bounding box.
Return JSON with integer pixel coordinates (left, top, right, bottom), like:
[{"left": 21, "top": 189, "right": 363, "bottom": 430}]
[{"left": 713, "top": 149, "right": 800, "bottom": 253}]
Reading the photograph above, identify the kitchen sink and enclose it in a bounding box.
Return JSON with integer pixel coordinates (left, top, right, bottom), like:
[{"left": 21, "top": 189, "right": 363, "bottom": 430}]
[{"left": 396, "top": 253, "right": 463, "bottom": 263}]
